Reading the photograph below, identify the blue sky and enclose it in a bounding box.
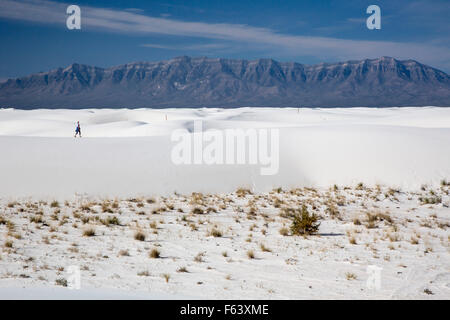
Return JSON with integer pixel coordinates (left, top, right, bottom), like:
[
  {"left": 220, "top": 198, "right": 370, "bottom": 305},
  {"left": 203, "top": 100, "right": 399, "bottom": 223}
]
[{"left": 0, "top": 0, "right": 449, "bottom": 79}]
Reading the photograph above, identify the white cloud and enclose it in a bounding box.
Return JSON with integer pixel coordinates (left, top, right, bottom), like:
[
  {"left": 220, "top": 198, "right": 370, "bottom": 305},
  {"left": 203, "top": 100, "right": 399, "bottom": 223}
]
[
  {"left": 0, "top": 0, "right": 449, "bottom": 70},
  {"left": 140, "top": 43, "right": 227, "bottom": 51}
]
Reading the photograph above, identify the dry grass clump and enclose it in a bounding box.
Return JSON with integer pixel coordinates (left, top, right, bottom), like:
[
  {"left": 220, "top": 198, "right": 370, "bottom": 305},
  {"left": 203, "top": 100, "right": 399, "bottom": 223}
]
[
  {"left": 162, "top": 273, "right": 171, "bottom": 283},
  {"left": 272, "top": 197, "right": 284, "bottom": 208},
  {"left": 118, "top": 249, "right": 130, "bottom": 257},
  {"left": 190, "top": 207, "right": 204, "bottom": 215},
  {"left": 365, "top": 211, "right": 393, "bottom": 228},
  {"left": 111, "top": 201, "right": 119, "bottom": 209},
  {"left": 134, "top": 231, "right": 146, "bottom": 241},
  {"left": 279, "top": 227, "right": 289, "bottom": 236},
  {"left": 68, "top": 246, "right": 79, "bottom": 253},
  {"left": 83, "top": 227, "right": 95, "bottom": 237},
  {"left": 101, "top": 216, "right": 120, "bottom": 226},
  {"left": 80, "top": 202, "right": 95, "bottom": 212},
  {"left": 80, "top": 216, "right": 90, "bottom": 224},
  {"left": 388, "top": 233, "right": 400, "bottom": 242},
  {"left": 12, "top": 233, "right": 22, "bottom": 240},
  {"left": 177, "top": 266, "right": 189, "bottom": 273},
  {"left": 236, "top": 188, "right": 252, "bottom": 197},
  {"left": 4, "top": 240, "right": 13, "bottom": 248},
  {"left": 29, "top": 215, "right": 44, "bottom": 224},
  {"left": 149, "top": 221, "right": 158, "bottom": 229},
  {"left": 208, "top": 228, "right": 223, "bottom": 237},
  {"left": 7, "top": 201, "right": 18, "bottom": 208},
  {"left": 50, "top": 200, "right": 59, "bottom": 208},
  {"left": 376, "top": 212, "right": 393, "bottom": 224},
  {"left": 424, "top": 247, "right": 433, "bottom": 254},
  {"left": 149, "top": 248, "right": 160, "bottom": 259},
  {"left": 190, "top": 192, "right": 205, "bottom": 206},
  {"left": 260, "top": 243, "right": 272, "bottom": 252},
  {"left": 385, "top": 188, "right": 400, "bottom": 198},
  {"left": 55, "top": 278, "right": 68, "bottom": 287},
  {"left": 100, "top": 200, "right": 115, "bottom": 213},
  {"left": 189, "top": 223, "right": 198, "bottom": 231},
  {"left": 206, "top": 207, "right": 217, "bottom": 213},
  {"left": 419, "top": 196, "right": 442, "bottom": 205},
  {"left": 247, "top": 250, "right": 255, "bottom": 259},
  {"left": 151, "top": 207, "right": 165, "bottom": 214},
  {"left": 247, "top": 205, "right": 258, "bottom": 216},
  {"left": 136, "top": 202, "right": 145, "bottom": 208},
  {"left": 194, "top": 252, "right": 205, "bottom": 263},
  {"left": 0, "top": 217, "right": 7, "bottom": 225},
  {"left": 279, "top": 207, "right": 296, "bottom": 219},
  {"left": 325, "top": 199, "right": 340, "bottom": 219},
  {"left": 346, "top": 272, "right": 357, "bottom": 280},
  {"left": 5, "top": 221, "right": 15, "bottom": 232}
]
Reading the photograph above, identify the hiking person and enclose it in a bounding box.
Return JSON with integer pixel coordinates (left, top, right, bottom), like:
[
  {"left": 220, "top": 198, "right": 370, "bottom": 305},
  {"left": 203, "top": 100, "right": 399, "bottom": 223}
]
[{"left": 74, "top": 121, "right": 82, "bottom": 138}]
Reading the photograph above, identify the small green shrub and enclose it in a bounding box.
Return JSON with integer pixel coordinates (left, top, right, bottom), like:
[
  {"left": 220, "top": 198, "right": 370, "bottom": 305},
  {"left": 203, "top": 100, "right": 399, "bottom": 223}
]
[{"left": 290, "top": 205, "right": 320, "bottom": 236}]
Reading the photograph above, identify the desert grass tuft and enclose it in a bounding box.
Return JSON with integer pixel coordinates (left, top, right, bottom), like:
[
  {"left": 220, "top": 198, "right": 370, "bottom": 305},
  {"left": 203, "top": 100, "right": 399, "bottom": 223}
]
[
  {"left": 149, "top": 248, "right": 160, "bottom": 259},
  {"left": 83, "top": 227, "right": 95, "bottom": 237}
]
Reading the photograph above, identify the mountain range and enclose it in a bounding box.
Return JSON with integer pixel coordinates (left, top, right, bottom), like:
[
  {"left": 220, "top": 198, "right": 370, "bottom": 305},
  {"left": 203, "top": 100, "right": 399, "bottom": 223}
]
[{"left": 0, "top": 56, "right": 449, "bottom": 108}]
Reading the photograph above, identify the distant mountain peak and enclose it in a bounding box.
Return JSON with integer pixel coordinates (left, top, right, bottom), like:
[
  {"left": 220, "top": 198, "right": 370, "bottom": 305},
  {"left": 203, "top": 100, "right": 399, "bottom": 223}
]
[{"left": 0, "top": 56, "right": 449, "bottom": 109}]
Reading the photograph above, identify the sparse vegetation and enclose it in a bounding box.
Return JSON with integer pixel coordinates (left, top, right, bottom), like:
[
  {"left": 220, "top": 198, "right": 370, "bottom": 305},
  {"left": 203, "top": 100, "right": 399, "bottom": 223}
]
[
  {"left": 236, "top": 188, "right": 252, "bottom": 197},
  {"left": 0, "top": 183, "right": 446, "bottom": 299},
  {"left": 419, "top": 196, "right": 442, "bottom": 205}
]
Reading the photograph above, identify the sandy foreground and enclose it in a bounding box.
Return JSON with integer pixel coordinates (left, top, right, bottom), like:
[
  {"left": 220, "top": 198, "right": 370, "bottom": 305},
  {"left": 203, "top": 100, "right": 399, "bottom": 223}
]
[{"left": 0, "top": 107, "right": 449, "bottom": 299}]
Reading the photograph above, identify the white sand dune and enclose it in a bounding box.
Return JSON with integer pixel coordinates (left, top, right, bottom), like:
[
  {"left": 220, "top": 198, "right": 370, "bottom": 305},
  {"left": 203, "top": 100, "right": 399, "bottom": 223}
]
[
  {"left": 0, "top": 107, "right": 449, "bottom": 300},
  {"left": 0, "top": 107, "right": 449, "bottom": 197}
]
